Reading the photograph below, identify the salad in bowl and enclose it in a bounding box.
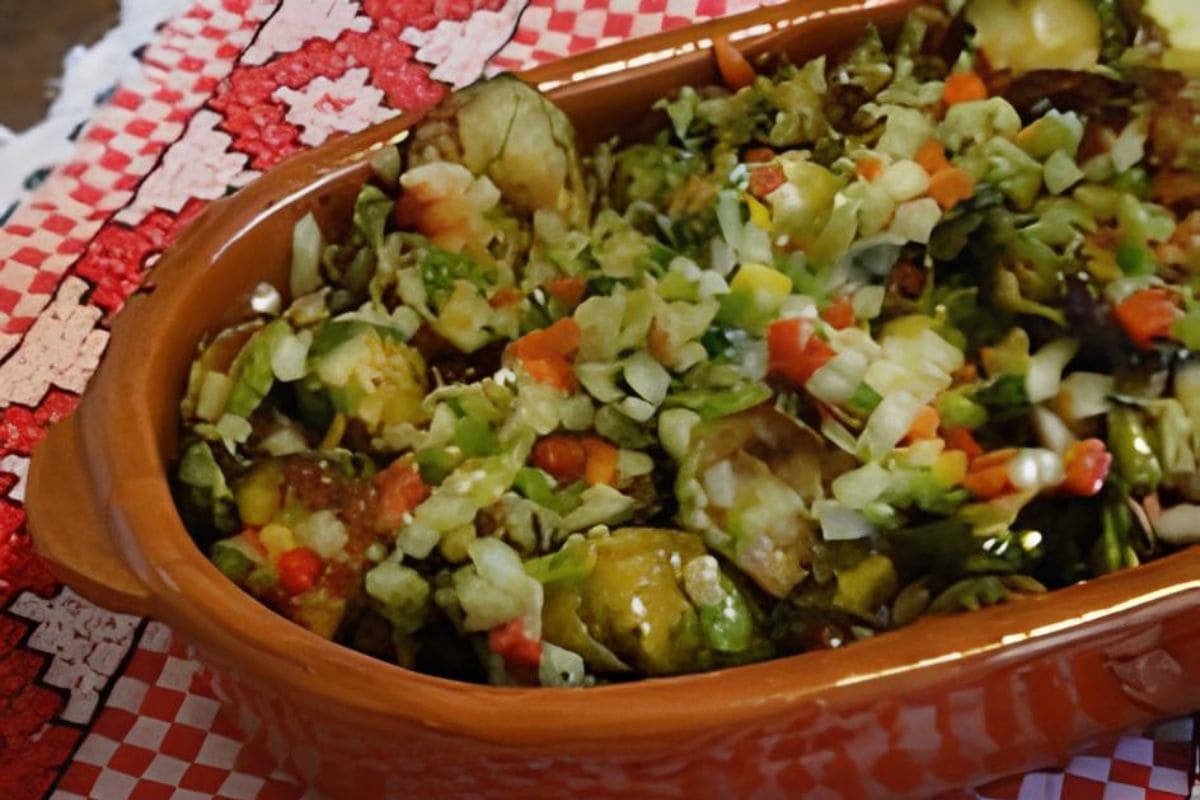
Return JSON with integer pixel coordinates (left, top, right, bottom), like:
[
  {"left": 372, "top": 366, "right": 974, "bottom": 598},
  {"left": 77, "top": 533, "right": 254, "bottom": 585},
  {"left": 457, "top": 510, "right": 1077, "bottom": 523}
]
[{"left": 174, "top": 0, "right": 1200, "bottom": 687}]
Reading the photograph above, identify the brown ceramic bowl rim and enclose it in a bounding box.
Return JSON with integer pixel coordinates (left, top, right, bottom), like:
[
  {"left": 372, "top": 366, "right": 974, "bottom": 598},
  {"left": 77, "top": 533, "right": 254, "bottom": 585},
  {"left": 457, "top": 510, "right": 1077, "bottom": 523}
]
[{"left": 28, "top": 0, "right": 1200, "bottom": 752}]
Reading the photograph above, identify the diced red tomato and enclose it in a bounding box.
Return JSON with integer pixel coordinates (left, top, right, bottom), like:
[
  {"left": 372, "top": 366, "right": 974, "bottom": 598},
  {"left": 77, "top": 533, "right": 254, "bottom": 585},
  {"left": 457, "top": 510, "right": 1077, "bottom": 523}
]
[
  {"left": 581, "top": 436, "right": 619, "bottom": 486},
  {"left": 888, "top": 260, "right": 926, "bottom": 297},
  {"left": 1113, "top": 288, "right": 1182, "bottom": 349},
  {"left": 532, "top": 434, "right": 588, "bottom": 483},
  {"left": 821, "top": 296, "right": 855, "bottom": 330},
  {"left": 748, "top": 165, "right": 786, "bottom": 198},
  {"left": 376, "top": 463, "right": 431, "bottom": 529},
  {"left": 713, "top": 35, "right": 756, "bottom": 90},
  {"left": 489, "top": 618, "right": 542, "bottom": 668},
  {"left": 1061, "top": 438, "right": 1112, "bottom": 496},
  {"left": 277, "top": 547, "right": 323, "bottom": 595},
  {"left": 545, "top": 276, "right": 587, "bottom": 308},
  {"left": 767, "top": 317, "right": 835, "bottom": 386}
]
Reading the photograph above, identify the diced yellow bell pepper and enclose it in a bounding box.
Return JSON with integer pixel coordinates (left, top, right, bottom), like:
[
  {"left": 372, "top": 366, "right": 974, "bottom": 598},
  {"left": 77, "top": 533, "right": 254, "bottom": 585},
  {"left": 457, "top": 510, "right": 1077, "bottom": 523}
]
[
  {"left": 236, "top": 462, "right": 283, "bottom": 526},
  {"left": 743, "top": 193, "right": 773, "bottom": 232},
  {"left": 730, "top": 262, "right": 792, "bottom": 297},
  {"left": 260, "top": 523, "right": 296, "bottom": 560},
  {"left": 933, "top": 449, "right": 969, "bottom": 486}
]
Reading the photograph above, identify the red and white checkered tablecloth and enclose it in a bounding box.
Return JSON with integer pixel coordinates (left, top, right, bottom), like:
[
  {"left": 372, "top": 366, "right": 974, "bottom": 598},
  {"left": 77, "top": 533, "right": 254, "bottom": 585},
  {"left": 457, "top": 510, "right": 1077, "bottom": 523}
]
[{"left": 1, "top": 2, "right": 1198, "bottom": 799}]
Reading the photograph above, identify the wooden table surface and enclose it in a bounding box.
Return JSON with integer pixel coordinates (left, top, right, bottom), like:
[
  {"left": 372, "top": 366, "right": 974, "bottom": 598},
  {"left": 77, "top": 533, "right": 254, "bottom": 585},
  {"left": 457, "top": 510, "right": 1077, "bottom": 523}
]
[{"left": 0, "top": 0, "right": 118, "bottom": 132}]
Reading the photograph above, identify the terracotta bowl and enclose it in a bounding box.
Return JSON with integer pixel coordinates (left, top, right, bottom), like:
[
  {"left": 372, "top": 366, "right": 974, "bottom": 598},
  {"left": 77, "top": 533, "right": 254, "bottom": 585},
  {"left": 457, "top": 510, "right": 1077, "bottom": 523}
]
[{"left": 27, "top": 2, "right": 1200, "bottom": 797}]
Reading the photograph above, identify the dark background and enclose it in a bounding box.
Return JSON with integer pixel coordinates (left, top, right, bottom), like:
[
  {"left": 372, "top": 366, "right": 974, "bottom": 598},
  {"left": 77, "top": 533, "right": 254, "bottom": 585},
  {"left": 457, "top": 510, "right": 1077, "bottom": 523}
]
[{"left": 0, "top": 0, "right": 119, "bottom": 132}]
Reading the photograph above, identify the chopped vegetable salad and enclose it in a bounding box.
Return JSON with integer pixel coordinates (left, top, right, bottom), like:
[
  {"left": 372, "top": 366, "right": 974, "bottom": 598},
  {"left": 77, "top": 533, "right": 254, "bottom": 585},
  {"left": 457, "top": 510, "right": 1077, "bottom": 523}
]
[{"left": 175, "top": 0, "right": 1200, "bottom": 686}]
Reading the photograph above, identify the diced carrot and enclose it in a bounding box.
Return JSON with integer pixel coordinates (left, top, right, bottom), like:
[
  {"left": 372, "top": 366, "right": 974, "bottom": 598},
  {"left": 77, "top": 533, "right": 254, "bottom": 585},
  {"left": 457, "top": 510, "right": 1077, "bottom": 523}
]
[
  {"left": 970, "top": 448, "right": 1018, "bottom": 472},
  {"left": 375, "top": 462, "right": 431, "bottom": 529},
  {"left": 962, "top": 465, "right": 1011, "bottom": 499},
  {"left": 545, "top": 276, "right": 587, "bottom": 308},
  {"left": 714, "top": 35, "right": 756, "bottom": 90},
  {"left": 928, "top": 167, "right": 975, "bottom": 209},
  {"left": 489, "top": 619, "right": 542, "bottom": 668},
  {"left": 512, "top": 318, "right": 582, "bottom": 391},
  {"left": 1113, "top": 288, "right": 1182, "bottom": 350},
  {"left": 744, "top": 147, "right": 776, "bottom": 163},
  {"left": 856, "top": 157, "right": 885, "bottom": 182},
  {"left": 951, "top": 362, "right": 979, "bottom": 384},
  {"left": 915, "top": 139, "right": 951, "bottom": 176},
  {"left": 821, "top": 295, "right": 856, "bottom": 330},
  {"left": 581, "top": 436, "right": 619, "bottom": 486},
  {"left": 1061, "top": 438, "right": 1112, "bottom": 497},
  {"left": 513, "top": 317, "right": 581, "bottom": 360},
  {"left": 943, "top": 426, "right": 984, "bottom": 462},
  {"left": 749, "top": 164, "right": 786, "bottom": 198},
  {"left": 532, "top": 434, "right": 587, "bottom": 483},
  {"left": 488, "top": 287, "right": 523, "bottom": 308},
  {"left": 277, "top": 547, "right": 322, "bottom": 595},
  {"left": 905, "top": 406, "right": 941, "bottom": 441},
  {"left": 647, "top": 318, "right": 672, "bottom": 364},
  {"left": 521, "top": 354, "right": 577, "bottom": 392},
  {"left": 943, "top": 71, "right": 988, "bottom": 106}
]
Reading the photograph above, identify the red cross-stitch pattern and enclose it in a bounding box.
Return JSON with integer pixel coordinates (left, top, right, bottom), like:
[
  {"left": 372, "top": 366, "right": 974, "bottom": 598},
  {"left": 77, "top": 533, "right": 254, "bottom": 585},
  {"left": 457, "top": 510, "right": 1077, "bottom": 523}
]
[
  {"left": 3, "top": 0, "right": 1200, "bottom": 798},
  {"left": 0, "top": 0, "right": 276, "bottom": 352}
]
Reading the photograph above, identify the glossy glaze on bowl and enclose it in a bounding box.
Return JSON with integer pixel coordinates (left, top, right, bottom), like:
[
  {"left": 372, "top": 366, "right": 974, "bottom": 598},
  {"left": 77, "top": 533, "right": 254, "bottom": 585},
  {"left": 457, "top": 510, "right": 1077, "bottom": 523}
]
[{"left": 27, "top": 2, "right": 1200, "bottom": 797}]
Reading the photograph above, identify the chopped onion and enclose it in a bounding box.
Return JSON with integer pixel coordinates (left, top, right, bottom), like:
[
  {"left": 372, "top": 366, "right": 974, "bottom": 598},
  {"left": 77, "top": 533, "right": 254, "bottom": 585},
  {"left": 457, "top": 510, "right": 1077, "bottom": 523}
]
[
  {"left": 682, "top": 555, "right": 725, "bottom": 607},
  {"left": 560, "top": 485, "right": 635, "bottom": 531},
  {"left": 215, "top": 413, "right": 252, "bottom": 445},
  {"left": 559, "top": 394, "right": 595, "bottom": 431},
  {"left": 709, "top": 237, "right": 737, "bottom": 276},
  {"left": 250, "top": 282, "right": 282, "bottom": 315},
  {"left": 1057, "top": 371, "right": 1114, "bottom": 419},
  {"left": 295, "top": 509, "right": 350, "bottom": 559},
  {"left": 539, "top": 642, "right": 586, "bottom": 687},
  {"left": 815, "top": 501, "right": 876, "bottom": 541},
  {"left": 807, "top": 349, "right": 869, "bottom": 406},
  {"left": 1031, "top": 406, "right": 1077, "bottom": 454},
  {"left": 778, "top": 294, "right": 819, "bottom": 320},
  {"left": 1007, "top": 448, "right": 1064, "bottom": 491},
  {"left": 289, "top": 212, "right": 324, "bottom": 298},
  {"left": 1026, "top": 337, "right": 1078, "bottom": 403},
  {"left": 618, "top": 395, "right": 658, "bottom": 423},
  {"left": 397, "top": 521, "right": 441, "bottom": 559},
  {"left": 877, "top": 160, "right": 931, "bottom": 202},
  {"left": 195, "top": 371, "right": 233, "bottom": 422},
  {"left": 832, "top": 461, "right": 889, "bottom": 509},
  {"left": 270, "top": 329, "right": 312, "bottom": 382},
  {"left": 1155, "top": 503, "right": 1200, "bottom": 544},
  {"left": 851, "top": 284, "right": 886, "bottom": 320},
  {"left": 617, "top": 449, "right": 654, "bottom": 478},
  {"left": 659, "top": 408, "right": 701, "bottom": 461},
  {"left": 861, "top": 390, "right": 924, "bottom": 460},
  {"left": 624, "top": 350, "right": 671, "bottom": 405},
  {"left": 888, "top": 198, "right": 943, "bottom": 244},
  {"left": 575, "top": 362, "right": 625, "bottom": 403},
  {"left": 703, "top": 460, "right": 736, "bottom": 508}
]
